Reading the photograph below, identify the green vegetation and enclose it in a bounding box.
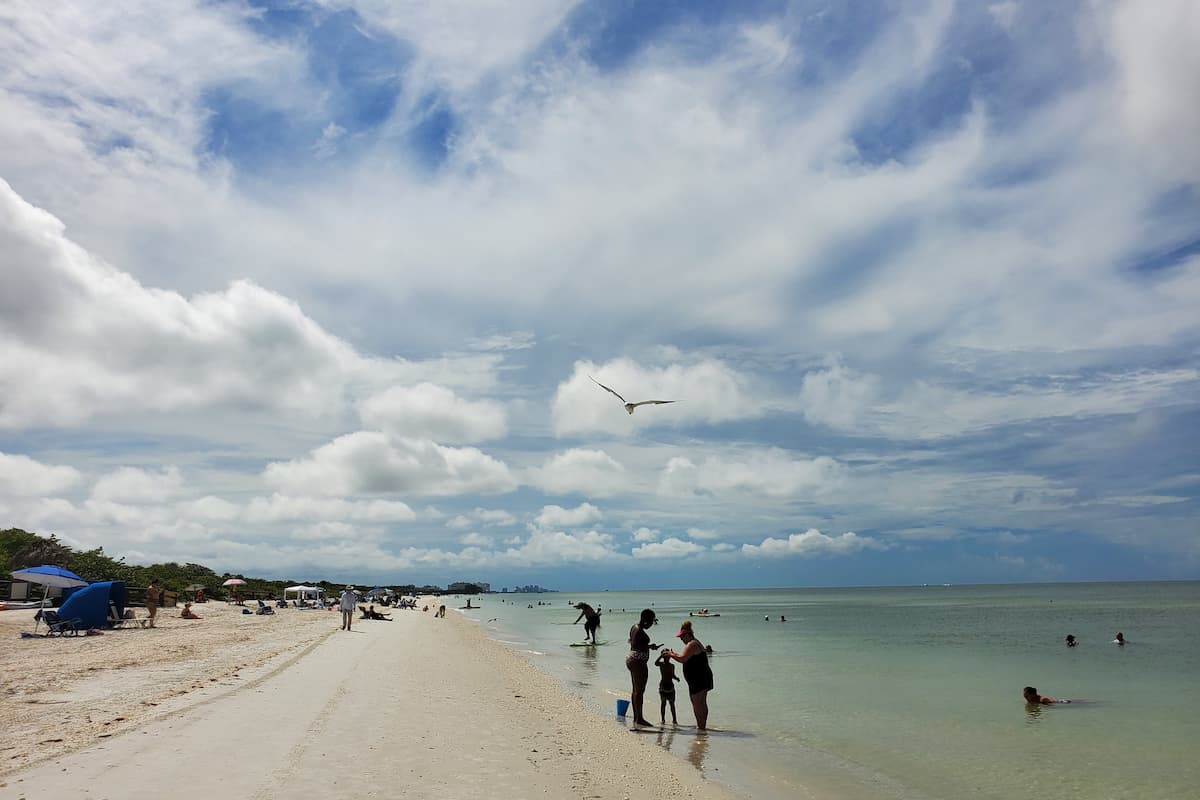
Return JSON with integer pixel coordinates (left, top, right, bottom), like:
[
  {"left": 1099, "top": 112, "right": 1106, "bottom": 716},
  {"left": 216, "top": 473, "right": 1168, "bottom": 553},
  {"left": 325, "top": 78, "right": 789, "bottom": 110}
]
[{"left": 2, "top": 528, "right": 441, "bottom": 599}]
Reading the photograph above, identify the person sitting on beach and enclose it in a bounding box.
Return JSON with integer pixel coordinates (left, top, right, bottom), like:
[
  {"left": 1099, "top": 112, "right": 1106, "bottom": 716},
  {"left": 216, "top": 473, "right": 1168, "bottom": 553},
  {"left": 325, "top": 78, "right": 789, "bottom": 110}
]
[
  {"left": 1023, "top": 686, "right": 1068, "bottom": 705},
  {"left": 1114, "top": 631, "right": 1126, "bottom": 645},
  {"left": 654, "top": 651, "right": 680, "bottom": 725},
  {"left": 573, "top": 602, "right": 601, "bottom": 644},
  {"left": 1065, "top": 634, "right": 1077, "bottom": 647},
  {"left": 180, "top": 602, "right": 202, "bottom": 620},
  {"left": 367, "top": 604, "right": 392, "bottom": 621}
]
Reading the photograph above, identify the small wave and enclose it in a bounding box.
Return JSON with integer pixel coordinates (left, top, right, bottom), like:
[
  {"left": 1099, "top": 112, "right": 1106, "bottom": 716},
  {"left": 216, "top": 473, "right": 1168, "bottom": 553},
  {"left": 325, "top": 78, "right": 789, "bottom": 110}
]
[{"left": 523, "top": 649, "right": 546, "bottom": 656}]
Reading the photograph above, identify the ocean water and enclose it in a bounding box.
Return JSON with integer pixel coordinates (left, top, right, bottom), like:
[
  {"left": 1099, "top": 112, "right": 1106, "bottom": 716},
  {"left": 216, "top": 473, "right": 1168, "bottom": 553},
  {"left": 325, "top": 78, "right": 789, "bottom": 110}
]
[{"left": 458, "top": 582, "right": 1200, "bottom": 800}]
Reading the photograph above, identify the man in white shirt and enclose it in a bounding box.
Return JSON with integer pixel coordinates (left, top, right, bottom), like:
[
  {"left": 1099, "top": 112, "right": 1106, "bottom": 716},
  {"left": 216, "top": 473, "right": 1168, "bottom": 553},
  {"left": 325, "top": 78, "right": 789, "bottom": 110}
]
[{"left": 339, "top": 586, "right": 358, "bottom": 631}]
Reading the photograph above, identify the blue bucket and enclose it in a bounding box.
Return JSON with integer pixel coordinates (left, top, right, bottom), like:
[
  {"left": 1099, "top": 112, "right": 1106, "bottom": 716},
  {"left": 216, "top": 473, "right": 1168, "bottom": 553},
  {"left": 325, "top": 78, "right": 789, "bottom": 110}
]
[{"left": 616, "top": 699, "right": 630, "bottom": 717}]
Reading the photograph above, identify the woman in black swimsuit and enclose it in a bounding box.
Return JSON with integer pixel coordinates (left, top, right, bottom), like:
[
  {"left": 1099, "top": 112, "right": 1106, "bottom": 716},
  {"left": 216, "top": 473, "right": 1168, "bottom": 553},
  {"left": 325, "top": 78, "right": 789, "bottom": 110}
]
[
  {"left": 626, "top": 609, "right": 660, "bottom": 727},
  {"left": 663, "top": 620, "right": 713, "bottom": 730}
]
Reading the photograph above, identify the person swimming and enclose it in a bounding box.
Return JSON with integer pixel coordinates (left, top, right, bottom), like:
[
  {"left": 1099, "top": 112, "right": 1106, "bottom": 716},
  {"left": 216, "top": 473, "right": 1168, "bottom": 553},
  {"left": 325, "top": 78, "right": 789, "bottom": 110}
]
[
  {"left": 1023, "top": 686, "right": 1069, "bottom": 705},
  {"left": 1114, "top": 631, "right": 1126, "bottom": 645},
  {"left": 1065, "top": 634, "right": 1077, "bottom": 647}
]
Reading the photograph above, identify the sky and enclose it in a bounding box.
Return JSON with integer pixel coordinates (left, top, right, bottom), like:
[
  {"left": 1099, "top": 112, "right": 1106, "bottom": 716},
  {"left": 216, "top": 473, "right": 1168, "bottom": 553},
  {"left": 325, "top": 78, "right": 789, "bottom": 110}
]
[{"left": 1, "top": 0, "right": 1198, "bottom": 591}]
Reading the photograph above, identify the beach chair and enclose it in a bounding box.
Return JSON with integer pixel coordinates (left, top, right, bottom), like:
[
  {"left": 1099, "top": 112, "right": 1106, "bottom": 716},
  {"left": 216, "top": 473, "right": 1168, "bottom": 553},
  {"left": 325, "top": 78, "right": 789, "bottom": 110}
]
[
  {"left": 108, "top": 603, "right": 149, "bottom": 629},
  {"left": 39, "top": 609, "right": 82, "bottom": 637},
  {"left": 256, "top": 599, "right": 275, "bottom": 615}
]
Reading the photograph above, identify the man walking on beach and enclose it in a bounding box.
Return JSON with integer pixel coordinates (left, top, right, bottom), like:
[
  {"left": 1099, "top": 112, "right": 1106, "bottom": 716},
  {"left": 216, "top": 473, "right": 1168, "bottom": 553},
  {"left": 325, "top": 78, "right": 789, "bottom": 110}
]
[{"left": 339, "top": 586, "right": 357, "bottom": 631}]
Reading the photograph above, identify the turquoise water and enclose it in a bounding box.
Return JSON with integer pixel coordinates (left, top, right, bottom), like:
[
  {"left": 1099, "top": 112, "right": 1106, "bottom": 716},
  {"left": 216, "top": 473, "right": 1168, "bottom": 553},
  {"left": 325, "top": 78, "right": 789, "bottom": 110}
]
[{"left": 459, "top": 582, "right": 1200, "bottom": 800}]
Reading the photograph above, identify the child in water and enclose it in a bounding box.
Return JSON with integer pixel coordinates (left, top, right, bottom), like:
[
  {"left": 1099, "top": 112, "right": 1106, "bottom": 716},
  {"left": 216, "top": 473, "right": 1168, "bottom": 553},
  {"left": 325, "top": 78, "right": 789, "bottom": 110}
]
[{"left": 655, "top": 651, "right": 680, "bottom": 724}]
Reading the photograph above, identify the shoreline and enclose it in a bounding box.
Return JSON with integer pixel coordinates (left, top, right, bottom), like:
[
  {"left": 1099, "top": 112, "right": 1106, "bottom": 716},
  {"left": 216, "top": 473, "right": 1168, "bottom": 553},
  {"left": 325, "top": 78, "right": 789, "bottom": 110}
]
[{"left": 0, "top": 598, "right": 738, "bottom": 799}]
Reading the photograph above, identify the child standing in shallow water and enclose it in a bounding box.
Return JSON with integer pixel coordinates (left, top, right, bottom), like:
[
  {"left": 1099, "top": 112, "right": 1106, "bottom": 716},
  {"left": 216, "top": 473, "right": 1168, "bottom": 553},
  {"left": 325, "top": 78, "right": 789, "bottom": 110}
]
[{"left": 655, "top": 651, "right": 680, "bottom": 724}]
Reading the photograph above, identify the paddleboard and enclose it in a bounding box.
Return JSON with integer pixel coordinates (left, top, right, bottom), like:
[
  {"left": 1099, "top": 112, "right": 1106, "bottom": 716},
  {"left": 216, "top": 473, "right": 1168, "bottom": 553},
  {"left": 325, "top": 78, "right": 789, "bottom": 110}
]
[{"left": 569, "top": 640, "right": 609, "bottom": 646}]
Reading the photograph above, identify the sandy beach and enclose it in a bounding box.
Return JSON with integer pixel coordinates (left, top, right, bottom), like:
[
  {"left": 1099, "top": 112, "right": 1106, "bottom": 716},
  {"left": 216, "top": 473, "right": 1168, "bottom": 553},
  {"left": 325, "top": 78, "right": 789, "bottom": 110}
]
[{"left": 0, "top": 599, "right": 735, "bottom": 799}]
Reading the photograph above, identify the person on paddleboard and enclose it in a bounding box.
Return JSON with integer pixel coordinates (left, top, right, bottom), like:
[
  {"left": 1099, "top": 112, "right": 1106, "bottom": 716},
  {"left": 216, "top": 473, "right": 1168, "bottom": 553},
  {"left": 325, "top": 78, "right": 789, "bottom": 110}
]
[{"left": 574, "top": 602, "right": 602, "bottom": 644}]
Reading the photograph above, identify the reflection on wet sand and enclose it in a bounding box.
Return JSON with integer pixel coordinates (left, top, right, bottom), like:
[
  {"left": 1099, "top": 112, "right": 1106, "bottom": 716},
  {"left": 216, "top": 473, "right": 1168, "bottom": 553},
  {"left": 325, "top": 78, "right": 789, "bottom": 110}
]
[
  {"left": 652, "top": 727, "right": 711, "bottom": 773},
  {"left": 687, "top": 731, "right": 709, "bottom": 771}
]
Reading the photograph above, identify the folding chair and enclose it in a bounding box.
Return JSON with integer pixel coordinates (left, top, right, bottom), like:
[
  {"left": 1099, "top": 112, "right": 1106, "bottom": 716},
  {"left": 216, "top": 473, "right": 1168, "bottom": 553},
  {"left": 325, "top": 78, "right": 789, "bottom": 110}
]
[{"left": 39, "top": 609, "right": 82, "bottom": 637}]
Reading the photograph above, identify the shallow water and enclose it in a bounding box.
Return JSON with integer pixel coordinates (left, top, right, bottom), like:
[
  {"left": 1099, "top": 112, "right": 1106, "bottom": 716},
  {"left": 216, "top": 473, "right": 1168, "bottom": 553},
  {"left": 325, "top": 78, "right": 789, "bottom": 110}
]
[{"left": 461, "top": 582, "right": 1200, "bottom": 800}]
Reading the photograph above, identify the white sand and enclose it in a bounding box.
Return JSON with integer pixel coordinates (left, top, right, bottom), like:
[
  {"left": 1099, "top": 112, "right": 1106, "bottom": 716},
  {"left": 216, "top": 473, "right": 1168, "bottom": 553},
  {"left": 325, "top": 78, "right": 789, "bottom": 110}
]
[{"left": 0, "top": 598, "right": 736, "bottom": 799}]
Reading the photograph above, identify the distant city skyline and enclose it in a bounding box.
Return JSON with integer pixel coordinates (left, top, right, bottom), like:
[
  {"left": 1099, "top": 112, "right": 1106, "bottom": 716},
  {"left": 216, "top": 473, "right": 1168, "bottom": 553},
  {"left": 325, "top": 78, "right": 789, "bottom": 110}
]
[{"left": 1, "top": 1, "right": 1197, "bottom": 588}]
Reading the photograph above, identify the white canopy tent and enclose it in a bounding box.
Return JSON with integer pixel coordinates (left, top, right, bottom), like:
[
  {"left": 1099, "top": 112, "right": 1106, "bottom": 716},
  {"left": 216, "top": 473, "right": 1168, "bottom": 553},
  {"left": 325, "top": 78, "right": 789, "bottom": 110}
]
[{"left": 283, "top": 585, "right": 323, "bottom": 604}]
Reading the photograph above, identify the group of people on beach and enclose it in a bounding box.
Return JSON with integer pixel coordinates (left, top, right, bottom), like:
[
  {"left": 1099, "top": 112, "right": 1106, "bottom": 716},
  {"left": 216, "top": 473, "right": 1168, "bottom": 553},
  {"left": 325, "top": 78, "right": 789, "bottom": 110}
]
[
  {"left": 626, "top": 609, "right": 713, "bottom": 730},
  {"left": 568, "top": 603, "right": 715, "bottom": 730}
]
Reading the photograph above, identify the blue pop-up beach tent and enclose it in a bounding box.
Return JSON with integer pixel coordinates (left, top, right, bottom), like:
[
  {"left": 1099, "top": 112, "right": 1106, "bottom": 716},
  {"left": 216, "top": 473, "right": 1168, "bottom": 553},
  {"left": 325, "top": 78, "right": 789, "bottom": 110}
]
[{"left": 58, "top": 581, "right": 126, "bottom": 629}]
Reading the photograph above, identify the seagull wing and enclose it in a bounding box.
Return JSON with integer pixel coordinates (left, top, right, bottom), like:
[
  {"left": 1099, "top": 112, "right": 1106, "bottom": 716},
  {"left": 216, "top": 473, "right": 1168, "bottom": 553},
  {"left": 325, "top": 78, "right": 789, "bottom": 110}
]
[
  {"left": 589, "top": 375, "right": 627, "bottom": 404},
  {"left": 628, "top": 400, "right": 676, "bottom": 408}
]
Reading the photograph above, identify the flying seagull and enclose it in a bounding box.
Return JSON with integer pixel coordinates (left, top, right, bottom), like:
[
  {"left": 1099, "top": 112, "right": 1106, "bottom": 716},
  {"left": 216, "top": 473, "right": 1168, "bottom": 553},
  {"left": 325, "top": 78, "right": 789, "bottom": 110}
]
[{"left": 589, "top": 376, "right": 676, "bottom": 415}]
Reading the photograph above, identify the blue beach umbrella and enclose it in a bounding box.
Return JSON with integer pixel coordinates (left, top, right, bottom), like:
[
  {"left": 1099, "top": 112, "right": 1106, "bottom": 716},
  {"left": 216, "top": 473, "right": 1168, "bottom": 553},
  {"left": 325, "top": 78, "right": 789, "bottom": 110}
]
[{"left": 11, "top": 565, "right": 88, "bottom": 633}]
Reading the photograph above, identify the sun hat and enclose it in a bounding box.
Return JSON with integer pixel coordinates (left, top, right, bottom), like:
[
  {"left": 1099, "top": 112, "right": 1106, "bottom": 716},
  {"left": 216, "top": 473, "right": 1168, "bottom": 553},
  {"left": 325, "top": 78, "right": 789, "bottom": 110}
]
[{"left": 676, "top": 620, "right": 693, "bottom": 638}]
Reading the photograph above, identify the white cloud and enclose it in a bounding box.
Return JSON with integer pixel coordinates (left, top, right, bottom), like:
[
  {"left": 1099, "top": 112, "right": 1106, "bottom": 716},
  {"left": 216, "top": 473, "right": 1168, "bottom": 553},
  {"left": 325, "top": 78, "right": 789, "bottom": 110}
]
[
  {"left": 0, "top": 452, "right": 81, "bottom": 496},
  {"left": 0, "top": 179, "right": 391, "bottom": 428},
  {"left": 892, "top": 370, "right": 1200, "bottom": 439},
  {"left": 686, "top": 527, "right": 722, "bottom": 541},
  {"left": 526, "top": 449, "right": 628, "bottom": 497},
  {"left": 988, "top": 1, "right": 1018, "bottom": 32},
  {"left": 1098, "top": 495, "right": 1189, "bottom": 507},
  {"left": 502, "top": 529, "right": 618, "bottom": 565},
  {"left": 178, "top": 495, "right": 240, "bottom": 522},
  {"left": 631, "top": 537, "right": 705, "bottom": 559},
  {"left": 445, "top": 507, "right": 518, "bottom": 529},
  {"left": 631, "top": 527, "right": 659, "bottom": 543},
  {"left": 263, "top": 432, "right": 516, "bottom": 497},
  {"left": 358, "top": 382, "right": 507, "bottom": 443},
  {"left": 460, "top": 532, "right": 491, "bottom": 547},
  {"left": 742, "top": 529, "right": 887, "bottom": 558},
  {"left": 90, "top": 466, "right": 182, "bottom": 504},
  {"left": 799, "top": 360, "right": 882, "bottom": 432},
  {"left": 798, "top": 364, "right": 1200, "bottom": 440},
  {"left": 659, "top": 450, "right": 845, "bottom": 498},
  {"left": 1106, "top": 1, "right": 1200, "bottom": 182},
  {"left": 243, "top": 493, "right": 416, "bottom": 523},
  {"left": 710, "top": 542, "right": 736, "bottom": 552},
  {"left": 534, "top": 502, "right": 602, "bottom": 530},
  {"left": 338, "top": 0, "right": 577, "bottom": 94},
  {"left": 552, "top": 359, "right": 766, "bottom": 436}
]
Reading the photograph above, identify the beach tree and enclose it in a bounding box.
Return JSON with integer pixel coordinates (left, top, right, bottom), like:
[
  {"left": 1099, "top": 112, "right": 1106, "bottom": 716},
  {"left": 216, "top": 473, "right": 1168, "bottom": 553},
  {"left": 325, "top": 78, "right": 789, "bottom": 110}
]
[
  {"left": 69, "top": 546, "right": 138, "bottom": 583},
  {"left": 5, "top": 530, "right": 73, "bottom": 571}
]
